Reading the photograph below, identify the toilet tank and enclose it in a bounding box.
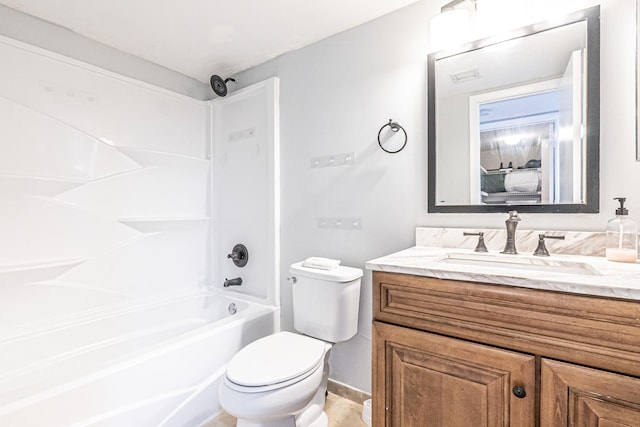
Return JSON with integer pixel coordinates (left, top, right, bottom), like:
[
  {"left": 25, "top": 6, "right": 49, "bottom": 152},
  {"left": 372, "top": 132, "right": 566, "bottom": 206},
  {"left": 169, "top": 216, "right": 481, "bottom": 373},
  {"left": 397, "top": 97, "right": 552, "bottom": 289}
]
[{"left": 289, "top": 261, "right": 363, "bottom": 343}]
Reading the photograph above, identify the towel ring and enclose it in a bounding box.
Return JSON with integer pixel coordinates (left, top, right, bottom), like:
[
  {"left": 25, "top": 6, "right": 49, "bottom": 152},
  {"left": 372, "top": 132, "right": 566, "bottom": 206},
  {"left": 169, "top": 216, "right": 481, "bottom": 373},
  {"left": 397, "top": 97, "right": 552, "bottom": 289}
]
[{"left": 378, "top": 119, "right": 407, "bottom": 154}]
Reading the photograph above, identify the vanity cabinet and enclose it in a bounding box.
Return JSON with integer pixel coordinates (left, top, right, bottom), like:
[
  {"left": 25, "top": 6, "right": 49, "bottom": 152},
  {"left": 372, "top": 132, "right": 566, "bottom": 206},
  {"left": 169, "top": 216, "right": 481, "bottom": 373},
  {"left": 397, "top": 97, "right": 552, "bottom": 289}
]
[
  {"left": 540, "top": 359, "right": 640, "bottom": 426},
  {"left": 374, "top": 322, "right": 535, "bottom": 426},
  {"left": 372, "top": 271, "right": 640, "bottom": 427}
]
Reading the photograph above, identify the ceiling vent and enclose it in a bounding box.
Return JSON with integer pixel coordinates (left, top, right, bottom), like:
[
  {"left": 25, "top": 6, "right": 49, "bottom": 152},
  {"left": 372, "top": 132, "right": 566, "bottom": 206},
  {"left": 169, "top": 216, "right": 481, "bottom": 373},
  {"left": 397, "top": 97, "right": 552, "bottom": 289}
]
[{"left": 449, "top": 68, "right": 481, "bottom": 83}]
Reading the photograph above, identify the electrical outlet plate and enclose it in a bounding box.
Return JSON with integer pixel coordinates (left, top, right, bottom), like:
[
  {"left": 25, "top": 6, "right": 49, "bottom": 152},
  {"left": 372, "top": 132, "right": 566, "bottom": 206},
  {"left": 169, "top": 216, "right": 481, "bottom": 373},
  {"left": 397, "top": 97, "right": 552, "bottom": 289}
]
[
  {"left": 317, "top": 217, "right": 362, "bottom": 230},
  {"left": 310, "top": 152, "right": 355, "bottom": 168}
]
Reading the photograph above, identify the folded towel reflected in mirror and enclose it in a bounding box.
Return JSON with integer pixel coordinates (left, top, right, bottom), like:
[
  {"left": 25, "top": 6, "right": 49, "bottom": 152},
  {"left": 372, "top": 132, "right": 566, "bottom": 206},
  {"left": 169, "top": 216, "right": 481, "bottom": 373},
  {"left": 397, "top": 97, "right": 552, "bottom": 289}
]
[{"left": 504, "top": 169, "right": 541, "bottom": 193}]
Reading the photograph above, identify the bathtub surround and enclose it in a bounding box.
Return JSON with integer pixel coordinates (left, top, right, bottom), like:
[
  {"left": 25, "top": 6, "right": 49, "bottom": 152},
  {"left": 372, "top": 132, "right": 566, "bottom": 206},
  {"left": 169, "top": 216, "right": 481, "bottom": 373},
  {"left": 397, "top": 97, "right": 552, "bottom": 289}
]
[
  {"left": 0, "top": 34, "right": 209, "bottom": 325},
  {"left": 0, "top": 34, "right": 282, "bottom": 425},
  {"left": 210, "top": 78, "right": 281, "bottom": 307},
  {"left": 0, "top": 33, "right": 210, "bottom": 423}
]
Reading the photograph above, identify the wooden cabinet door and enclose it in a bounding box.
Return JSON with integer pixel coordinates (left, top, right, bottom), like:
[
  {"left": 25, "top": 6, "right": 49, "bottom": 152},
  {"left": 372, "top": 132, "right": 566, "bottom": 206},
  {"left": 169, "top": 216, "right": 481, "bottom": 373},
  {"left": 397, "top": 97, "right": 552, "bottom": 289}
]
[
  {"left": 541, "top": 359, "right": 640, "bottom": 427},
  {"left": 373, "top": 321, "right": 535, "bottom": 427}
]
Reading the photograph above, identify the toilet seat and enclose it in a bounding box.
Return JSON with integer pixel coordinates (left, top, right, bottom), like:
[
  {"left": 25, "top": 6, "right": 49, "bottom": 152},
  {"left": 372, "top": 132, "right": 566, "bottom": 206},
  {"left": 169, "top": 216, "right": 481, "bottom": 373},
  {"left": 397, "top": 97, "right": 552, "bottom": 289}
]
[{"left": 224, "top": 331, "right": 327, "bottom": 393}]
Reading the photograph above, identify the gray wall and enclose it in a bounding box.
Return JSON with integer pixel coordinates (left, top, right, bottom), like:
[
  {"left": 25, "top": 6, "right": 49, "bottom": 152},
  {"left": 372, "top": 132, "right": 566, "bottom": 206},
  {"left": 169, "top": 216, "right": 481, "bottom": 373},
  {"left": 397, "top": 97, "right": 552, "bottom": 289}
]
[
  {"left": 233, "top": 0, "right": 639, "bottom": 394},
  {"left": 0, "top": 4, "right": 210, "bottom": 100}
]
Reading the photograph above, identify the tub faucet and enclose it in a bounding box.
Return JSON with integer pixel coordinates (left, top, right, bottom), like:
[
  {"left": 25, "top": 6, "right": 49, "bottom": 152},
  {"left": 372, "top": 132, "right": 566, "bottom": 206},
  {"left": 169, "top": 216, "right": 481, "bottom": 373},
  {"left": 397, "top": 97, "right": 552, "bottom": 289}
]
[
  {"left": 224, "top": 277, "right": 243, "bottom": 287},
  {"left": 501, "top": 211, "right": 521, "bottom": 254}
]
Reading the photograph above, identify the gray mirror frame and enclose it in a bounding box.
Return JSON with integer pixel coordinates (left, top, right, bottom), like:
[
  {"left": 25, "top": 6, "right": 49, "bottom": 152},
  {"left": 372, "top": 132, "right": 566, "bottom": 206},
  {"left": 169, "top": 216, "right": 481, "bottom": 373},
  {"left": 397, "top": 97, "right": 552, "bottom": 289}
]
[{"left": 427, "top": 6, "right": 600, "bottom": 213}]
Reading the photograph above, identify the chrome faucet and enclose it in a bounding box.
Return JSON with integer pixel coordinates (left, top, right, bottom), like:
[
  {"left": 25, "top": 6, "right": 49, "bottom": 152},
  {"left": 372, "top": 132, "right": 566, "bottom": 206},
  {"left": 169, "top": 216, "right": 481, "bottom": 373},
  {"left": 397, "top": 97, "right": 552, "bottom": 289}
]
[{"left": 501, "top": 211, "right": 521, "bottom": 254}]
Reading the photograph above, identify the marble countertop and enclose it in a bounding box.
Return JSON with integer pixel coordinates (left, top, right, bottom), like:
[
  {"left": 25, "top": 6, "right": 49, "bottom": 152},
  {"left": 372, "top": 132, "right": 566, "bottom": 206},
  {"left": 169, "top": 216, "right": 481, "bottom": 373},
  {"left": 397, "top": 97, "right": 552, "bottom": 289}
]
[{"left": 366, "top": 246, "right": 640, "bottom": 301}]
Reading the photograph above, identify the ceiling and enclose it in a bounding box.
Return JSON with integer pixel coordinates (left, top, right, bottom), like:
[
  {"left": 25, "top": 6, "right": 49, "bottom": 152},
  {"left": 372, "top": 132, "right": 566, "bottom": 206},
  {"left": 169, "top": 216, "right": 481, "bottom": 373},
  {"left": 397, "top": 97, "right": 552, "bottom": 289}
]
[{"left": 0, "top": 0, "right": 421, "bottom": 83}]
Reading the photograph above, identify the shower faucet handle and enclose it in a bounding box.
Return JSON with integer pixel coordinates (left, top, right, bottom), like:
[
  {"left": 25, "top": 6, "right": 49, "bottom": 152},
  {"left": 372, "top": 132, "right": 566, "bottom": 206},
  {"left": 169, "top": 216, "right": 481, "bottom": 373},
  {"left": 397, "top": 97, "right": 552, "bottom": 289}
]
[
  {"left": 227, "top": 252, "right": 242, "bottom": 260},
  {"left": 227, "top": 244, "right": 249, "bottom": 267}
]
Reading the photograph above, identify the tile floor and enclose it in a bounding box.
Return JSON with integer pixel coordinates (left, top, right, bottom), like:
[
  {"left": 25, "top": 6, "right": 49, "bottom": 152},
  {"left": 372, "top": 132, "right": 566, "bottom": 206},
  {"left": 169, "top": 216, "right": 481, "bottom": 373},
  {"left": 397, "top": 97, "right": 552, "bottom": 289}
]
[{"left": 202, "top": 392, "right": 368, "bottom": 427}]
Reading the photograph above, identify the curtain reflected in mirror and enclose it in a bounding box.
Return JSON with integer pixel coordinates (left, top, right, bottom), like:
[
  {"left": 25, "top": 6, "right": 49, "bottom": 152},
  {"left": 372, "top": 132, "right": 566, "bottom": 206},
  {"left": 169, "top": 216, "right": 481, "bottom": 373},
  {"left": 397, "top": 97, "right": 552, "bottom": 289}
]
[{"left": 480, "top": 123, "right": 545, "bottom": 205}]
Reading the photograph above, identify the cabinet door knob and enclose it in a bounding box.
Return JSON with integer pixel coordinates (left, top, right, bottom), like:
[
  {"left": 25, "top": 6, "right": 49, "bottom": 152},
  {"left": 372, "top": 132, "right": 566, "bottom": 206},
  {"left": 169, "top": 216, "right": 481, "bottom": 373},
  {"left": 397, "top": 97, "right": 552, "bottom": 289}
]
[{"left": 512, "top": 385, "right": 527, "bottom": 399}]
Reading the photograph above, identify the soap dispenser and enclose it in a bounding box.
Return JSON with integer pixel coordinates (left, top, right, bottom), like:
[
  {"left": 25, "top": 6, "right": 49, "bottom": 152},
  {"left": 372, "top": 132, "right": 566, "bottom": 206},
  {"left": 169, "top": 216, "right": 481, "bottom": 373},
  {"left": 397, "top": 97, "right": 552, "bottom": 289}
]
[{"left": 606, "top": 197, "right": 638, "bottom": 263}]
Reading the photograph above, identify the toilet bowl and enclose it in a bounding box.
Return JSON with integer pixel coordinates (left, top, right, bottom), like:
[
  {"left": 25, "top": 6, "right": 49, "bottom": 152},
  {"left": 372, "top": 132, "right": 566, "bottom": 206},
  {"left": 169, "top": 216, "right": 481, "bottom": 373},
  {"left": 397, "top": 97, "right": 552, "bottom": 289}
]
[
  {"left": 219, "top": 261, "right": 363, "bottom": 427},
  {"left": 219, "top": 332, "right": 331, "bottom": 427}
]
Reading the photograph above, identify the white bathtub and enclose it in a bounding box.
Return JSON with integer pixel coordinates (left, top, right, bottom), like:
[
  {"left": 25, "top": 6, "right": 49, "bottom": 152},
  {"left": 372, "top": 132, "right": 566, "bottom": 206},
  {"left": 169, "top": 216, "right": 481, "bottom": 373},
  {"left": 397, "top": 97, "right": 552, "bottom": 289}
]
[{"left": 0, "top": 291, "right": 278, "bottom": 426}]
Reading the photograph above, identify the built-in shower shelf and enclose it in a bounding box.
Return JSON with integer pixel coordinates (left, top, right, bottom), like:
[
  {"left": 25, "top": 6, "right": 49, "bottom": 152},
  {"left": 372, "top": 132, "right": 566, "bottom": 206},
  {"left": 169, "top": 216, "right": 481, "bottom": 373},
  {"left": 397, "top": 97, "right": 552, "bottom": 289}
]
[
  {"left": 118, "top": 217, "right": 210, "bottom": 233},
  {"left": 0, "top": 174, "right": 86, "bottom": 197},
  {"left": 0, "top": 257, "right": 88, "bottom": 285},
  {"left": 116, "top": 147, "right": 209, "bottom": 167},
  {"left": 118, "top": 217, "right": 210, "bottom": 223}
]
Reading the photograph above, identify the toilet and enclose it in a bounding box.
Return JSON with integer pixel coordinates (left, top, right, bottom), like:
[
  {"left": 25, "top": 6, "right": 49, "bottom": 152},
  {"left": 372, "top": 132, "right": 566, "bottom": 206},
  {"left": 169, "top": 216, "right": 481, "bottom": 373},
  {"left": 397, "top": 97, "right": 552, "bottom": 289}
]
[{"left": 219, "top": 260, "right": 363, "bottom": 427}]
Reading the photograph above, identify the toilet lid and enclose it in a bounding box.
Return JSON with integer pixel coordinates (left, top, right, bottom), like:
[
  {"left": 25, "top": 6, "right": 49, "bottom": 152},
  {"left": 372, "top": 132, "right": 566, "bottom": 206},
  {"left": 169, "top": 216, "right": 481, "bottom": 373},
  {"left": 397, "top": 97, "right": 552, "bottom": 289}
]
[{"left": 226, "top": 331, "right": 326, "bottom": 387}]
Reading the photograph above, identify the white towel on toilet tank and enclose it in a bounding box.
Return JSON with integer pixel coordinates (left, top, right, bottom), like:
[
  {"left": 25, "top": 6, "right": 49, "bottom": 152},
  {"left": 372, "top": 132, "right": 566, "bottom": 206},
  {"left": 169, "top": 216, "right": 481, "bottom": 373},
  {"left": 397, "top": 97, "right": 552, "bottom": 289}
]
[
  {"left": 302, "top": 257, "right": 341, "bottom": 270},
  {"left": 504, "top": 169, "right": 541, "bottom": 193}
]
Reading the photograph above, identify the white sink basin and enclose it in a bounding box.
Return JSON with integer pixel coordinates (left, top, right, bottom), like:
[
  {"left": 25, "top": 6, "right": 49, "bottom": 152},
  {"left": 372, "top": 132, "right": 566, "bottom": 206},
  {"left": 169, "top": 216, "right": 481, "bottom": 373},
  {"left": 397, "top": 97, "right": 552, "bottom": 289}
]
[{"left": 439, "top": 252, "right": 602, "bottom": 276}]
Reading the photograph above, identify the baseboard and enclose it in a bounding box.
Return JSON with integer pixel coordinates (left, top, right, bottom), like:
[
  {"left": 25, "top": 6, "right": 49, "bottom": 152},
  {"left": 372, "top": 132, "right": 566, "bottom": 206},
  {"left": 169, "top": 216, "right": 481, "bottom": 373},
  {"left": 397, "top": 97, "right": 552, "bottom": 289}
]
[{"left": 327, "top": 379, "right": 371, "bottom": 405}]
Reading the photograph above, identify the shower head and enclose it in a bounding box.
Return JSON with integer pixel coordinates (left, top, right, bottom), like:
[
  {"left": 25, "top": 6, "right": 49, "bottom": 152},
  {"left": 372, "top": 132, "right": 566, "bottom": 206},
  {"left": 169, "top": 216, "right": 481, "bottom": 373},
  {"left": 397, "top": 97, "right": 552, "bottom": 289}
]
[{"left": 210, "top": 75, "right": 236, "bottom": 97}]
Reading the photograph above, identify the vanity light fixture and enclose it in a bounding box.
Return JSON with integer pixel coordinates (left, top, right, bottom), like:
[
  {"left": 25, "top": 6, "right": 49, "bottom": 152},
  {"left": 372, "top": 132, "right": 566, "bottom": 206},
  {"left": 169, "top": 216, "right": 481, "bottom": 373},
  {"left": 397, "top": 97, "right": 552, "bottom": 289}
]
[
  {"left": 430, "top": 0, "right": 476, "bottom": 51},
  {"left": 431, "top": 0, "right": 535, "bottom": 49},
  {"left": 476, "top": 0, "right": 528, "bottom": 37}
]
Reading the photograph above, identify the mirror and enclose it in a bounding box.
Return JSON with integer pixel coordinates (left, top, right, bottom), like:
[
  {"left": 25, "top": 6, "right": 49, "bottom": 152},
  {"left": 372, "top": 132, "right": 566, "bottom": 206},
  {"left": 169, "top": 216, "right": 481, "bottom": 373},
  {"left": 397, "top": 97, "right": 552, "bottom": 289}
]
[{"left": 428, "top": 6, "right": 600, "bottom": 213}]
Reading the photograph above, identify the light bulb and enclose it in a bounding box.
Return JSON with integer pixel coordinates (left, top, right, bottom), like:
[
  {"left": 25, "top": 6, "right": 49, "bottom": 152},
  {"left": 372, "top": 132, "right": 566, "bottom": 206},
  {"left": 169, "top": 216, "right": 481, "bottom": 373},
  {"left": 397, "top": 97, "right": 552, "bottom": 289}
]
[{"left": 430, "top": 9, "right": 470, "bottom": 52}]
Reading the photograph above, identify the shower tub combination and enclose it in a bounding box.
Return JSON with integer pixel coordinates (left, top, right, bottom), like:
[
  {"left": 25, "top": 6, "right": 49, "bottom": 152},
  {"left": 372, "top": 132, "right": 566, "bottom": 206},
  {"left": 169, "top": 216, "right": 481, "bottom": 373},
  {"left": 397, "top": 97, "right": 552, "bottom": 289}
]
[{"left": 0, "top": 291, "right": 277, "bottom": 426}]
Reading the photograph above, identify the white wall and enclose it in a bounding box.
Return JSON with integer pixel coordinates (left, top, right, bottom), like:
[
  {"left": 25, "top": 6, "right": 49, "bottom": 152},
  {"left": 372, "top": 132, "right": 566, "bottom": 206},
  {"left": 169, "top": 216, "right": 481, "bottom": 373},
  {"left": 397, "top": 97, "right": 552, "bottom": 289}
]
[
  {"left": 232, "top": 0, "right": 640, "bottom": 394},
  {"left": 0, "top": 36, "right": 210, "bottom": 334}
]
